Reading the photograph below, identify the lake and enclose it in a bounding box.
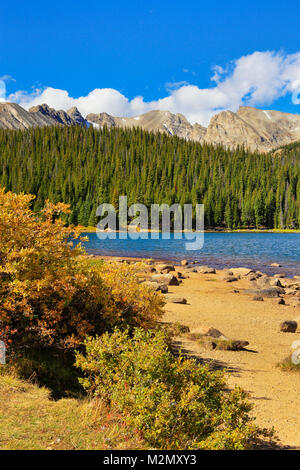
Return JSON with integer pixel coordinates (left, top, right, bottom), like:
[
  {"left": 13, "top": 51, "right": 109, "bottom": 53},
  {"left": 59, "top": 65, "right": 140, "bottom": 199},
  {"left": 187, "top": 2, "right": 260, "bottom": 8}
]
[{"left": 81, "top": 232, "right": 300, "bottom": 277}]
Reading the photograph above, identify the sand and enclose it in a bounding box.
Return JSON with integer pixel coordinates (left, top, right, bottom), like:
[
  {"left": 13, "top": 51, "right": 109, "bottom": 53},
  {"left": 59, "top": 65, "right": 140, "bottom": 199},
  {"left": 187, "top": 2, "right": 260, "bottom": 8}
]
[{"left": 161, "top": 268, "right": 300, "bottom": 449}]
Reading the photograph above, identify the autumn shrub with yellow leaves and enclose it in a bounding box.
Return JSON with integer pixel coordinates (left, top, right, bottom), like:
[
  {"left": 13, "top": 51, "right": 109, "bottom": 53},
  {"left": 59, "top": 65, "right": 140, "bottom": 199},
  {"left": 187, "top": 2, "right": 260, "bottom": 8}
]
[{"left": 0, "top": 188, "right": 164, "bottom": 361}]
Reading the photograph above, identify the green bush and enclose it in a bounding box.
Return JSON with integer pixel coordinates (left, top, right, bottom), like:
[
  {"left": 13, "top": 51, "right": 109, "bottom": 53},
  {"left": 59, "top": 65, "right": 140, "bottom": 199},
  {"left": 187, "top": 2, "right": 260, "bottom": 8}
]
[
  {"left": 0, "top": 189, "right": 163, "bottom": 357},
  {"left": 75, "top": 328, "right": 273, "bottom": 449}
]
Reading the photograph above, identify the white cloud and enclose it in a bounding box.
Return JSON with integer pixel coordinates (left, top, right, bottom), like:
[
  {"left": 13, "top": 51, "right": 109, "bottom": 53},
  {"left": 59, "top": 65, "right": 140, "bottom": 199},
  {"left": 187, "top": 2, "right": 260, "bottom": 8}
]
[
  {"left": 0, "top": 75, "right": 16, "bottom": 83},
  {"left": 8, "top": 50, "right": 300, "bottom": 126}
]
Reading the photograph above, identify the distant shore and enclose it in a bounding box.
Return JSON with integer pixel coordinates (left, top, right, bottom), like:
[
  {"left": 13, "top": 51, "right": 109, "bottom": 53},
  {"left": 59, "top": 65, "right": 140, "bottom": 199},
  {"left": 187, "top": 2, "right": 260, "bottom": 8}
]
[{"left": 78, "top": 225, "right": 300, "bottom": 234}]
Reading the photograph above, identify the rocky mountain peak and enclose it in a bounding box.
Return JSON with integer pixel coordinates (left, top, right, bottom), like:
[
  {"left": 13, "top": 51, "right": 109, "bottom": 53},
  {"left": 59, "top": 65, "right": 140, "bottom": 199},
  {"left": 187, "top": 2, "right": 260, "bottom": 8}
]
[
  {"left": 0, "top": 102, "right": 300, "bottom": 152},
  {"left": 67, "top": 107, "right": 86, "bottom": 125}
]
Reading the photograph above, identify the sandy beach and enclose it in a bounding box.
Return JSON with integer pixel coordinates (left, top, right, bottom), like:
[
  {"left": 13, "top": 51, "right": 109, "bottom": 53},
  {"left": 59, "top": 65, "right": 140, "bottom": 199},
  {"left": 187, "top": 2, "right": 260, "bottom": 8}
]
[{"left": 102, "top": 256, "right": 300, "bottom": 449}]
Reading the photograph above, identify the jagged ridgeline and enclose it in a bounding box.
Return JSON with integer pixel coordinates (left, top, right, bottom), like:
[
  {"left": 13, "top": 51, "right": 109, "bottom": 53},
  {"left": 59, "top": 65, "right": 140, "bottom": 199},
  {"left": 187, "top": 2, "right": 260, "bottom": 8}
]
[{"left": 0, "top": 124, "right": 300, "bottom": 229}]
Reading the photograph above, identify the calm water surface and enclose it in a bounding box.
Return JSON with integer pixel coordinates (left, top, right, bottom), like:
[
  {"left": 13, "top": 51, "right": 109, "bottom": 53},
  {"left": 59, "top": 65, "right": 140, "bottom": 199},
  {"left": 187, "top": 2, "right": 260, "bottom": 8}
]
[{"left": 81, "top": 232, "right": 300, "bottom": 277}]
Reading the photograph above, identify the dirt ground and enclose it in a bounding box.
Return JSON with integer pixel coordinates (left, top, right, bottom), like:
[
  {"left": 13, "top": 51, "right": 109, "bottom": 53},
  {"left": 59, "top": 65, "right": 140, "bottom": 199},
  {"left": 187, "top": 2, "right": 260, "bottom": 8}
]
[{"left": 162, "top": 268, "right": 300, "bottom": 449}]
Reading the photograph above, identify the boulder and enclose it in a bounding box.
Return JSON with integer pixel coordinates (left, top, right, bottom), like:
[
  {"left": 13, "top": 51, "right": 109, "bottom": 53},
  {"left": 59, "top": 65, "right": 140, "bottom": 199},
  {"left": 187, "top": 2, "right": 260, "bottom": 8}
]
[
  {"left": 206, "top": 327, "right": 224, "bottom": 338},
  {"left": 278, "top": 298, "right": 285, "bottom": 305},
  {"left": 256, "top": 275, "right": 272, "bottom": 287},
  {"left": 156, "top": 264, "right": 175, "bottom": 273},
  {"left": 227, "top": 340, "right": 249, "bottom": 350},
  {"left": 175, "top": 271, "right": 185, "bottom": 279},
  {"left": 229, "top": 267, "right": 254, "bottom": 277},
  {"left": 274, "top": 273, "right": 286, "bottom": 278},
  {"left": 158, "top": 284, "right": 169, "bottom": 294},
  {"left": 143, "top": 281, "right": 168, "bottom": 293},
  {"left": 270, "top": 278, "right": 283, "bottom": 287},
  {"left": 194, "top": 327, "right": 249, "bottom": 351},
  {"left": 223, "top": 275, "right": 239, "bottom": 282},
  {"left": 243, "top": 288, "right": 280, "bottom": 298},
  {"left": 270, "top": 263, "right": 282, "bottom": 267},
  {"left": 151, "top": 274, "right": 180, "bottom": 286},
  {"left": 169, "top": 297, "right": 187, "bottom": 304},
  {"left": 181, "top": 259, "right": 189, "bottom": 266},
  {"left": 252, "top": 295, "right": 264, "bottom": 301},
  {"left": 280, "top": 320, "right": 298, "bottom": 333},
  {"left": 198, "top": 267, "right": 216, "bottom": 274}
]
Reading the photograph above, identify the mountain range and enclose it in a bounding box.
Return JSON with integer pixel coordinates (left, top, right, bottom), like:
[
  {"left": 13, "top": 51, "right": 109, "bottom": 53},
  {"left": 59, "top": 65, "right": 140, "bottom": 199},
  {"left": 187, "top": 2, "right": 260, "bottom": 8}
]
[{"left": 1, "top": 101, "right": 300, "bottom": 152}]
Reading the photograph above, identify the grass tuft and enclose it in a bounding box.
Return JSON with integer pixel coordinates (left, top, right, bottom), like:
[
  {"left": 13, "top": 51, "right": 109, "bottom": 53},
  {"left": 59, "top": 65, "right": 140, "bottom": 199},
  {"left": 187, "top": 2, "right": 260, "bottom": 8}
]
[{"left": 277, "top": 357, "right": 300, "bottom": 373}]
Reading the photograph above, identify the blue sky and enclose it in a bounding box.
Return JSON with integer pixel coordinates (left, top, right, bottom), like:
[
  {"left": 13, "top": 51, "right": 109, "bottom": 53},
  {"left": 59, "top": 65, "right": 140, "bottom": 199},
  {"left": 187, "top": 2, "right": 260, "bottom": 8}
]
[{"left": 1, "top": 0, "right": 300, "bottom": 124}]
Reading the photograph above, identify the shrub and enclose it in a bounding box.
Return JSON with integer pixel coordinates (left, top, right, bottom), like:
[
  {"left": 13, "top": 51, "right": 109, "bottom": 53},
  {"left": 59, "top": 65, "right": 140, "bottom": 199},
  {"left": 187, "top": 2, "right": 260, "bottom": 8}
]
[
  {"left": 75, "top": 328, "right": 273, "bottom": 450},
  {"left": 100, "top": 261, "right": 165, "bottom": 331},
  {"left": 0, "top": 188, "right": 164, "bottom": 358}
]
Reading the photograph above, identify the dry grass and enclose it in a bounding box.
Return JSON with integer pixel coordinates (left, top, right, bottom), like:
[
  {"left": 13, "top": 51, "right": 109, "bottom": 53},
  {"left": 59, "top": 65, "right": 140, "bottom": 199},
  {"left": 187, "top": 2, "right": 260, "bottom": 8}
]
[
  {"left": 277, "top": 357, "right": 300, "bottom": 373},
  {"left": 187, "top": 333, "right": 247, "bottom": 351},
  {"left": 0, "top": 367, "right": 144, "bottom": 450}
]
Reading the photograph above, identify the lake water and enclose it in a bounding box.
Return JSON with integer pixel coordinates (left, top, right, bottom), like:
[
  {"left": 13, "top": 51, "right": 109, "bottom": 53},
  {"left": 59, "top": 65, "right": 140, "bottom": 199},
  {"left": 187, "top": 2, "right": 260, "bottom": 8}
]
[{"left": 81, "top": 232, "right": 300, "bottom": 277}]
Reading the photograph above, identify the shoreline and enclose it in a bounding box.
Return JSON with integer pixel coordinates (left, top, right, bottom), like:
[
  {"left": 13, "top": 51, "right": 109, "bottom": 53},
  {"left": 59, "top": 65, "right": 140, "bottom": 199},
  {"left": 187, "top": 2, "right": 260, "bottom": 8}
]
[{"left": 90, "top": 253, "right": 300, "bottom": 278}]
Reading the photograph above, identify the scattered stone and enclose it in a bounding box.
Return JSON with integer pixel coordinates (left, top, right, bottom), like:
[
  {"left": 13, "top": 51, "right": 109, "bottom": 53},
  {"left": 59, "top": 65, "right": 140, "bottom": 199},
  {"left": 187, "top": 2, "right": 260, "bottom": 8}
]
[
  {"left": 181, "top": 259, "right": 189, "bottom": 266},
  {"left": 229, "top": 267, "right": 254, "bottom": 277},
  {"left": 176, "top": 271, "right": 185, "bottom": 279},
  {"left": 142, "top": 281, "right": 168, "bottom": 293},
  {"left": 243, "top": 288, "right": 280, "bottom": 297},
  {"left": 169, "top": 297, "right": 187, "bottom": 304},
  {"left": 233, "top": 289, "right": 239, "bottom": 293},
  {"left": 270, "top": 278, "right": 283, "bottom": 287},
  {"left": 256, "top": 275, "right": 272, "bottom": 287},
  {"left": 280, "top": 320, "right": 297, "bottom": 333},
  {"left": 270, "top": 263, "right": 282, "bottom": 267},
  {"left": 190, "top": 327, "right": 249, "bottom": 351},
  {"left": 159, "top": 284, "right": 169, "bottom": 294},
  {"left": 223, "top": 275, "right": 239, "bottom": 282},
  {"left": 274, "top": 273, "right": 286, "bottom": 278},
  {"left": 221, "top": 339, "right": 249, "bottom": 350},
  {"left": 157, "top": 264, "right": 175, "bottom": 273},
  {"left": 198, "top": 267, "right": 216, "bottom": 274},
  {"left": 252, "top": 295, "right": 264, "bottom": 301},
  {"left": 151, "top": 274, "right": 180, "bottom": 286},
  {"left": 278, "top": 298, "right": 285, "bottom": 305},
  {"left": 206, "top": 327, "right": 224, "bottom": 338},
  {"left": 202, "top": 337, "right": 249, "bottom": 351}
]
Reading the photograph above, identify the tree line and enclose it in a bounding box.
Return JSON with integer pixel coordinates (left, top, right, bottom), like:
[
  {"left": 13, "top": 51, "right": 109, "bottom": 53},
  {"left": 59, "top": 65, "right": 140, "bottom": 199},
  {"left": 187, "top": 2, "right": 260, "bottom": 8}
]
[{"left": 0, "top": 125, "right": 300, "bottom": 229}]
